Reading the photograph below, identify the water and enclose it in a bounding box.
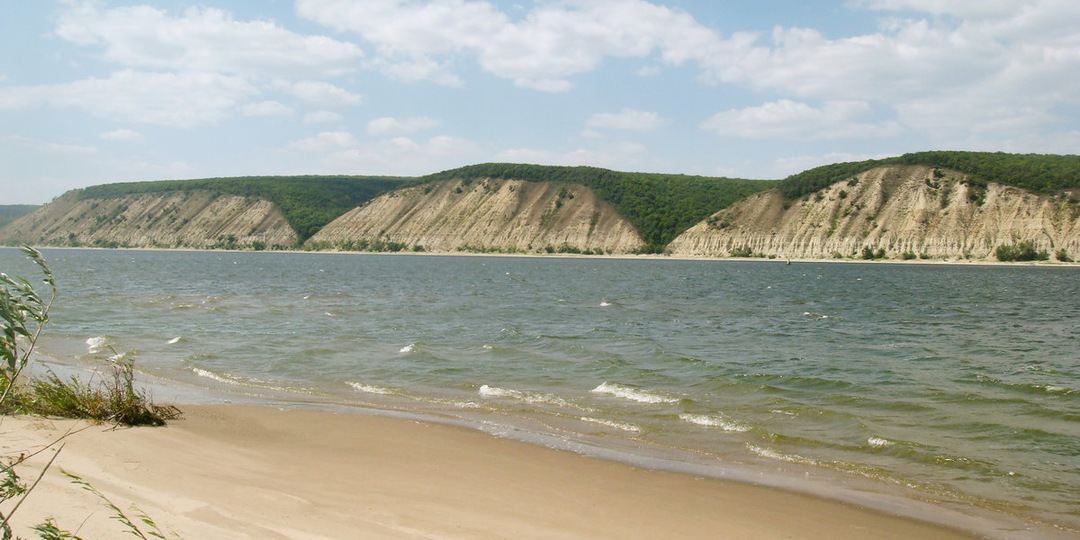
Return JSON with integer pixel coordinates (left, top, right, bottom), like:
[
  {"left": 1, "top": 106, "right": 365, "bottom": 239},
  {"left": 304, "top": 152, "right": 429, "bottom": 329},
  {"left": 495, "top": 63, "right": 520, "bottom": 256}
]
[{"left": 3, "top": 248, "right": 1078, "bottom": 536}]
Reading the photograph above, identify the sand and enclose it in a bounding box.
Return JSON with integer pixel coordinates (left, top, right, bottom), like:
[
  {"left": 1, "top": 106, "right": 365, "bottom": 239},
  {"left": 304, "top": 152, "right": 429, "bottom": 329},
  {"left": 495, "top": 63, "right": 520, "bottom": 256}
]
[{"left": 2, "top": 405, "right": 985, "bottom": 540}]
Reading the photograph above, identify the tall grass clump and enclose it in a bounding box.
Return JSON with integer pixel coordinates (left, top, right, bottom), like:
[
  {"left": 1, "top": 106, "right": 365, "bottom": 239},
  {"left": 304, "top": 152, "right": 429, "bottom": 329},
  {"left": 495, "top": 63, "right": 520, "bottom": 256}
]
[{"left": 2, "top": 246, "right": 180, "bottom": 539}]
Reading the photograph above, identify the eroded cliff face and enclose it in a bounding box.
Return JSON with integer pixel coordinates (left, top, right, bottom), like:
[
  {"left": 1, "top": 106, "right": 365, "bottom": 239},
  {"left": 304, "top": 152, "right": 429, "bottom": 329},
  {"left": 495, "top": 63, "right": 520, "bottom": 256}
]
[
  {"left": 308, "top": 178, "right": 644, "bottom": 253},
  {"left": 0, "top": 191, "right": 297, "bottom": 249},
  {"left": 668, "top": 165, "right": 1080, "bottom": 260}
]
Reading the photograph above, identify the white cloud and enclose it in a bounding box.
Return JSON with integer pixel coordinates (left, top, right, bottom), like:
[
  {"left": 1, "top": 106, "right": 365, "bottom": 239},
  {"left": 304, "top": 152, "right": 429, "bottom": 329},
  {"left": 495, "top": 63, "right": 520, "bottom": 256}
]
[
  {"left": 99, "top": 128, "right": 144, "bottom": 143},
  {"left": 587, "top": 109, "right": 668, "bottom": 132},
  {"left": 291, "top": 130, "right": 359, "bottom": 153},
  {"left": 7, "top": 135, "right": 97, "bottom": 155},
  {"left": 367, "top": 116, "right": 440, "bottom": 136},
  {"left": 701, "top": 100, "right": 902, "bottom": 140},
  {"left": 241, "top": 101, "right": 293, "bottom": 117},
  {"left": 0, "top": 70, "right": 258, "bottom": 127},
  {"left": 291, "top": 129, "right": 477, "bottom": 173},
  {"left": 283, "top": 80, "right": 363, "bottom": 106},
  {"left": 303, "top": 110, "right": 345, "bottom": 124},
  {"left": 55, "top": 2, "right": 363, "bottom": 78},
  {"left": 296, "top": 0, "right": 727, "bottom": 91}
]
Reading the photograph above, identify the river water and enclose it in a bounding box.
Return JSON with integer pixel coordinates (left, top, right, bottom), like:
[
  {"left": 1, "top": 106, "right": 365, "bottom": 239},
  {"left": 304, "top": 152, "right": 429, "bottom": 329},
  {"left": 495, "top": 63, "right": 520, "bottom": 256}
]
[{"left": 3, "top": 248, "right": 1077, "bottom": 536}]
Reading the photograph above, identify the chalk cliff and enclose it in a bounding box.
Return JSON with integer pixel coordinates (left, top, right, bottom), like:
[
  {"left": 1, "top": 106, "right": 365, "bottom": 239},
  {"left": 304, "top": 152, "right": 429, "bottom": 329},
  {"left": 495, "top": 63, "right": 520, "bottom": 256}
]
[
  {"left": 668, "top": 165, "right": 1080, "bottom": 260},
  {"left": 0, "top": 191, "right": 297, "bottom": 249},
  {"left": 308, "top": 178, "right": 644, "bottom": 254}
]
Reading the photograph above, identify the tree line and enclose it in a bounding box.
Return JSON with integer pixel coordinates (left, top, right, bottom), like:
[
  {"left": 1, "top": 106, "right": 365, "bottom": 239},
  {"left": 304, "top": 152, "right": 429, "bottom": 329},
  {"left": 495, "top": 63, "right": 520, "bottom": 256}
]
[{"left": 777, "top": 151, "right": 1080, "bottom": 200}]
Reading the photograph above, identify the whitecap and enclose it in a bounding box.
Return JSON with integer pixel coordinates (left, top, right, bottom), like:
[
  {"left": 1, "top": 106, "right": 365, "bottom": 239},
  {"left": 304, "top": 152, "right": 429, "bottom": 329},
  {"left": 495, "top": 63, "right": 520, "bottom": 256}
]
[
  {"left": 868, "top": 436, "right": 894, "bottom": 448},
  {"left": 600, "top": 301, "right": 612, "bottom": 307},
  {"left": 590, "top": 382, "right": 677, "bottom": 404},
  {"left": 679, "top": 413, "right": 750, "bottom": 433},
  {"left": 167, "top": 337, "right": 181, "bottom": 345},
  {"left": 347, "top": 382, "right": 394, "bottom": 395},
  {"left": 399, "top": 344, "right": 415, "bottom": 353},
  {"left": 580, "top": 416, "right": 641, "bottom": 432},
  {"left": 192, "top": 367, "right": 237, "bottom": 385},
  {"left": 86, "top": 335, "right": 113, "bottom": 354},
  {"left": 746, "top": 444, "right": 817, "bottom": 466},
  {"left": 479, "top": 385, "right": 582, "bottom": 410}
]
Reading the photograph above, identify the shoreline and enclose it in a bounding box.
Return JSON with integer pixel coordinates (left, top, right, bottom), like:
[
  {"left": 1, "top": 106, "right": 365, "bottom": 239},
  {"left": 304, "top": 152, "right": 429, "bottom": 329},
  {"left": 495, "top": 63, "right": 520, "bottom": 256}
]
[
  {"left": 1, "top": 404, "right": 1023, "bottom": 540},
  {"left": 7, "top": 244, "right": 1080, "bottom": 268}
]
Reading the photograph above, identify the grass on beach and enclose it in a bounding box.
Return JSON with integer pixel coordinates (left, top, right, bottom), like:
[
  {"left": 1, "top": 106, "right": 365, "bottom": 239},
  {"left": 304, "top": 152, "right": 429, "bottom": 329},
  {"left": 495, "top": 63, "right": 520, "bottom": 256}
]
[{"left": 2, "top": 245, "right": 180, "bottom": 539}]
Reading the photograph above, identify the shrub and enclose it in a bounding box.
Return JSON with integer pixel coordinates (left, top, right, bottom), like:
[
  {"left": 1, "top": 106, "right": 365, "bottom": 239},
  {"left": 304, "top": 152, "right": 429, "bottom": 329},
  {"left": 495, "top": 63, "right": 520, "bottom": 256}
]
[
  {"left": 2, "top": 246, "right": 180, "bottom": 539},
  {"left": 996, "top": 241, "right": 1049, "bottom": 262},
  {"left": 730, "top": 246, "right": 753, "bottom": 258},
  {"left": 1056, "top": 249, "right": 1072, "bottom": 262}
]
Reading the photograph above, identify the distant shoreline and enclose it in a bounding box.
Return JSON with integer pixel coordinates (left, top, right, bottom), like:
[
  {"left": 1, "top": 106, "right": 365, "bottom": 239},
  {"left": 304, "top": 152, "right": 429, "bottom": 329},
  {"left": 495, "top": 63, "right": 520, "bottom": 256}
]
[{"left": 9, "top": 244, "right": 1079, "bottom": 268}]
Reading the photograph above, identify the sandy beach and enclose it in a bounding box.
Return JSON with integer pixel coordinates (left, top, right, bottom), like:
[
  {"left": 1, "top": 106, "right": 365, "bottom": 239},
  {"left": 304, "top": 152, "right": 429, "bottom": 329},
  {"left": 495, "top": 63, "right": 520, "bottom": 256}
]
[{"left": 1, "top": 405, "right": 988, "bottom": 540}]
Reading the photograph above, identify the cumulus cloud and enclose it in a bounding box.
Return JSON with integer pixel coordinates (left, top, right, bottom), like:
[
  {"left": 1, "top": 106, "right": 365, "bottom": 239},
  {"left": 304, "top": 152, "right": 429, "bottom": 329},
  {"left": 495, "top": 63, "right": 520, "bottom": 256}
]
[
  {"left": 55, "top": 2, "right": 363, "bottom": 78},
  {"left": 701, "top": 100, "right": 902, "bottom": 140},
  {"left": 303, "top": 110, "right": 345, "bottom": 124},
  {"left": 587, "top": 109, "right": 668, "bottom": 132},
  {"left": 283, "top": 80, "right": 363, "bottom": 106},
  {"left": 291, "top": 128, "right": 477, "bottom": 173},
  {"left": 241, "top": 101, "right": 294, "bottom": 117},
  {"left": 367, "top": 116, "right": 441, "bottom": 136},
  {"left": 295, "top": 0, "right": 726, "bottom": 91},
  {"left": 99, "top": 128, "right": 145, "bottom": 143},
  {"left": 0, "top": 70, "right": 258, "bottom": 127}
]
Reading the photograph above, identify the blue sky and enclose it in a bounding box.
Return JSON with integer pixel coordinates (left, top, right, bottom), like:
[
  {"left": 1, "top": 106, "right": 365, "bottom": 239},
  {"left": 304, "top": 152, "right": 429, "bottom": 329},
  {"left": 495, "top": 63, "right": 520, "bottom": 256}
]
[{"left": 2, "top": 0, "right": 1078, "bottom": 204}]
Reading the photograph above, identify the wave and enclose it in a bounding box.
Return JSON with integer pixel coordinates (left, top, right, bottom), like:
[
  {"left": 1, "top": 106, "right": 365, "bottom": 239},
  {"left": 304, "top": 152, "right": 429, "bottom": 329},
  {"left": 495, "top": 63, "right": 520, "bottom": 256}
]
[
  {"left": 399, "top": 343, "right": 415, "bottom": 353},
  {"left": 167, "top": 336, "right": 182, "bottom": 345},
  {"left": 590, "top": 382, "right": 678, "bottom": 404},
  {"left": 868, "top": 436, "right": 894, "bottom": 448},
  {"left": 346, "top": 382, "right": 395, "bottom": 395},
  {"left": 478, "top": 385, "right": 591, "bottom": 411},
  {"left": 580, "top": 416, "right": 641, "bottom": 433},
  {"left": 678, "top": 413, "right": 750, "bottom": 433},
  {"left": 85, "top": 335, "right": 115, "bottom": 355},
  {"left": 746, "top": 444, "right": 818, "bottom": 466}
]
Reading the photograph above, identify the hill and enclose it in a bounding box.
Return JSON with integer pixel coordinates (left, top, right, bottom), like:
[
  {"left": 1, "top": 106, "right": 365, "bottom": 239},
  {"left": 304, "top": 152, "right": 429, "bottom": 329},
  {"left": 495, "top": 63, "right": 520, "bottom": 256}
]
[
  {"left": 77, "top": 175, "right": 408, "bottom": 242},
  {"left": 0, "top": 205, "right": 39, "bottom": 229},
  {"left": 670, "top": 164, "right": 1080, "bottom": 261},
  {"left": 418, "top": 164, "right": 772, "bottom": 252}
]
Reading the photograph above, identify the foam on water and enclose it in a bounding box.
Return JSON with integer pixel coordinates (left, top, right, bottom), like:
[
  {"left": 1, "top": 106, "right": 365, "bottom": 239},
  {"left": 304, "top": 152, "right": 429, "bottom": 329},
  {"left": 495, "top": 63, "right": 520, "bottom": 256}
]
[
  {"left": 347, "top": 382, "right": 394, "bottom": 395},
  {"left": 478, "top": 384, "right": 577, "bottom": 408},
  {"left": 399, "top": 343, "right": 415, "bottom": 353},
  {"left": 85, "top": 335, "right": 113, "bottom": 354},
  {"left": 747, "top": 444, "right": 819, "bottom": 466},
  {"left": 678, "top": 413, "right": 751, "bottom": 433},
  {"left": 580, "top": 416, "right": 641, "bottom": 432},
  {"left": 166, "top": 337, "right": 181, "bottom": 345},
  {"left": 868, "top": 436, "right": 894, "bottom": 448},
  {"left": 590, "top": 382, "right": 678, "bottom": 404}
]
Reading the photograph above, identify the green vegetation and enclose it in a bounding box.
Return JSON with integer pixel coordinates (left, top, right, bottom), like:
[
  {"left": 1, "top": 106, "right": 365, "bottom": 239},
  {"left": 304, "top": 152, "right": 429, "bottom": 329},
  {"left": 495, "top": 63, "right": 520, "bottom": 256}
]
[
  {"left": 77, "top": 176, "right": 408, "bottom": 243},
  {"left": 778, "top": 151, "right": 1080, "bottom": 200},
  {"left": 995, "top": 241, "right": 1050, "bottom": 262},
  {"left": 2, "top": 246, "right": 180, "bottom": 539},
  {"left": 0, "top": 206, "right": 39, "bottom": 230},
  {"left": 417, "top": 163, "right": 772, "bottom": 252},
  {"left": 861, "top": 247, "right": 887, "bottom": 260}
]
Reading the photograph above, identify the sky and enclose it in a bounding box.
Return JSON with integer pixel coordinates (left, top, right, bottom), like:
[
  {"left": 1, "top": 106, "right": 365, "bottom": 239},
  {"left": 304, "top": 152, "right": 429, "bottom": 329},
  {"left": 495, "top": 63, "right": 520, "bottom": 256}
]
[{"left": 2, "top": 0, "right": 1078, "bottom": 204}]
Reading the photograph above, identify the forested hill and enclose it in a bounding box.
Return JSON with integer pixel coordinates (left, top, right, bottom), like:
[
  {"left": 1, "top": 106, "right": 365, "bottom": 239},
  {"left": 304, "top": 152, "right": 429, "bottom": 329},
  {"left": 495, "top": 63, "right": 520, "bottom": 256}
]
[
  {"left": 777, "top": 151, "right": 1080, "bottom": 200},
  {"left": 0, "top": 205, "right": 39, "bottom": 229},
  {"left": 419, "top": 163, "right": 773, "bottom": 252},
  {"left": 77, "top": 176, "right": 408, "bottom": 241}
]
